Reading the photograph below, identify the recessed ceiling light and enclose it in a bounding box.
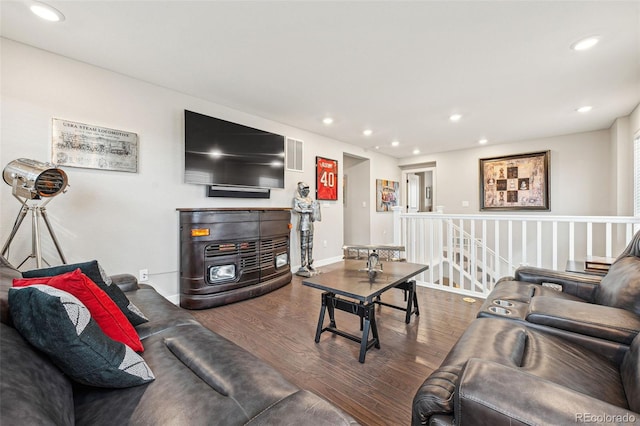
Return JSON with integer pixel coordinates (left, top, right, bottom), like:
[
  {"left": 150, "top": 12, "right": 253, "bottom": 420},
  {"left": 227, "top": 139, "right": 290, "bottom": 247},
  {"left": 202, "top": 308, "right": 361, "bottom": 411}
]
[
  {"left": 29, "top": 1, "right": 65, "bottom": 22},
  {"left": 571, "top": 36, "right": 599, "bottom": 51},
  {"left": 374, "top": 146, "right": 380, "bottom": 150},
  {"left": 322, "top": 117, "right": 333, "bottom": 125},
  {"left": 449, "top": 114, "right": 462, "bottom": 122},
  {"left": 363, "top": 129, "right": 373, "bottom": 136},
  {"left": 577, "top": 106, "right": 593, "bottom": 113},
  {"left": 478, "top": 138, "right": 488, "bottom": 145},
  {"left": 413, "top": 148, "right": 421, "bottom": 155},
  {"left": 391, "top": 140, "right": 400, "bottom": 147}
]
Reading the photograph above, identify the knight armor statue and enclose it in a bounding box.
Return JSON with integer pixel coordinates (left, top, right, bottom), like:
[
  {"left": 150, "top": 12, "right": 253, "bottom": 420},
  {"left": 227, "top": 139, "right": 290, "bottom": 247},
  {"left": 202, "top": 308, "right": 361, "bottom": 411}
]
[{"left": 293, "top": 181, "right": 321, "bottom": 277}]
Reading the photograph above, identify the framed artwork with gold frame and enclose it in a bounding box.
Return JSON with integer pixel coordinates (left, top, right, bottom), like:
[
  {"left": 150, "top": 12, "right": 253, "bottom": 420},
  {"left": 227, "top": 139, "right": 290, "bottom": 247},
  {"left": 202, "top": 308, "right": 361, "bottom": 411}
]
[{"left": 479, "top": 151, "right": 550, "bottom": 211}]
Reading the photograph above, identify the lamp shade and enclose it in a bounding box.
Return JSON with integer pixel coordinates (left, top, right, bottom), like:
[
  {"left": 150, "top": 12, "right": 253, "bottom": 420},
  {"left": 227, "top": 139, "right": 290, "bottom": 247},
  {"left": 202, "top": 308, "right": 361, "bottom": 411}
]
[{"left": 3, "top": 158, "right": 68, "bottom": 199}]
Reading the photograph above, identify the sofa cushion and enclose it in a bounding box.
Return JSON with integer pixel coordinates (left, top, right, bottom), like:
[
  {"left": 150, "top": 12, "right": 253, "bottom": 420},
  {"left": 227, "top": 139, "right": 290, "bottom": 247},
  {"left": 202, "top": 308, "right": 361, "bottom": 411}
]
[
  {"left": 621, "top": 333, "right": 640, "bottom": 413},
  {"left": 488, "top": 280, "right": 585, "bottom": 303},
  {"left": 596, "top": 256, "right": 640, "bottom": 315},
  {"left": 0, "top": 323, "right": 75, "bottom": 425},
  {"left": 9, "top": 285, "right": 154, "bottom": 388},
  {"left": 74, "top": 323, "right": 301, "bottom": 425},
  {"left": 413, "top": 318, "right": 628, "bottom": 423},
  {"left": 23, "top": 260, "right": 149, "bottom": 326},
  {"left": 245, "top": 389, "right": 357, "bottom": 425},
  {"left": 13, "top": 268, "right": 143, "bottom": 352}
]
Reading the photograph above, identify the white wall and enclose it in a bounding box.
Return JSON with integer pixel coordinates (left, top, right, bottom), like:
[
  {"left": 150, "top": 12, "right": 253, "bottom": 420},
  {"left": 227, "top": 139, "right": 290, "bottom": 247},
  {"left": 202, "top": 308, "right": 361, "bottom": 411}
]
[
  {"left": 0, "top": 39, "right": 400, "bottom": 300},
  {"left": 399, "top": 130, "right": 615, "bottom": 216},
  {"left": 631, "top": 103, "right": 640, "bottom": 138},
  {"left": 610, "top": 116, "right": 632, "bottom": 215},
  {"left": 366, "top": 156, "right": 402, "bottom": 244},
  {"left": 343, "top": 156, "right": 370, "bottom": 245}
]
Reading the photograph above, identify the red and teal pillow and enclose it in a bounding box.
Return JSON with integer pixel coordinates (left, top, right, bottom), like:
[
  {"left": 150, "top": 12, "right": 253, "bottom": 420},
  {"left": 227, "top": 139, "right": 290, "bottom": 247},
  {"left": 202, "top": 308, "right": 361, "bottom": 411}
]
[
  {"left": 13, "top": 268, "right": 143, "bottom": 352},
  {"left": 8, "top": 285, "right": 154, "bottom": 388},
  {"left": 22, "top": 260, "right": 148, "bottom": 326}
]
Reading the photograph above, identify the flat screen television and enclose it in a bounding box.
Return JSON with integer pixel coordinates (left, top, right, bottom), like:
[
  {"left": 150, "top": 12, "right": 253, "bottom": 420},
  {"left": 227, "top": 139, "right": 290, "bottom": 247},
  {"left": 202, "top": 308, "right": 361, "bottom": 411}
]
[{"left": 184, "top": 110, "right": 285, "bottom": 189}]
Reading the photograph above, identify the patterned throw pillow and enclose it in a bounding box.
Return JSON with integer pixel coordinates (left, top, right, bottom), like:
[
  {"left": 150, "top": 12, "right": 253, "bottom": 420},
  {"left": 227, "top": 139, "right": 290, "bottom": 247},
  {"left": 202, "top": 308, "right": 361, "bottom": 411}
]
[
  {"left": 13, "top": 269, "right": 144, "bottom": 352},
  {"left": 22, "top": 260, "right": 149, "bottom": 326},
  {"left": 9, "top": 285, "right": 154, "bottom": 388}
]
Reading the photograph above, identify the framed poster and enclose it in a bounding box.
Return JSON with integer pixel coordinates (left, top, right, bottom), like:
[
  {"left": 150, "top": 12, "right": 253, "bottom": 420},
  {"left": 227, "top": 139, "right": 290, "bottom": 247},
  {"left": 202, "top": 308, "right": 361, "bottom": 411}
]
[
  {"left": 376, "top": 179, "right": 399, "bottom": 212},
  {"left": 316, "top": 156, "right": 338, "bottom": 200},
  {"left": 479, "top": 150, "right": 550, "bottom": 211},
  {"left": 52, "top": 118, "right": 138, "bottom": 172}
]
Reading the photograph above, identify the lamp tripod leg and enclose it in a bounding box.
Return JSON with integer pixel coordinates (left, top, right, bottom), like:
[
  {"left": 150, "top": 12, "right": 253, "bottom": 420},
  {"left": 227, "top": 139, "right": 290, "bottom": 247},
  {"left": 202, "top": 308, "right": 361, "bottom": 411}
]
[
  {"left": 32, "top": 206, "right": 43, "bottom": 269},
  {"left": 1, "top": 205, "right": 29, "bottom": 257},
  {"left": 40, "top": 207, "right": 66, "bottom": 264}
]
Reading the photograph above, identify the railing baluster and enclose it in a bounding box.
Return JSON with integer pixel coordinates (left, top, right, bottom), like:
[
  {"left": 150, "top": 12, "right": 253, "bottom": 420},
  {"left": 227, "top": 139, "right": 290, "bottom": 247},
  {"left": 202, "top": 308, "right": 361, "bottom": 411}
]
[
  {"left": 537, "top": 221, "right": 542, "bottom": 267},
  {"left": 521, "top": 222, "right": 527, "bottom": 266},
  {"left": 569, "top": 222, "right": 575, "bottom": 260},
  {"left": 459, "top": 219, "right": 464, "bottom": 290},
  {"left": 448, "top": 219, "right": 453, "bottom": 290},
  {"left": 470, "top": 220, "right": 476, "bottom": 293},
  {"left": 494, "top": 220, "right": 500, "bottom": 279},
  {"left": 482, "top": 220, "right": 487, "bottom": 293},
  {"left": 552, "top": 221, "right": 558, "bottom": 270},
  {"left": 606, "top": 222, "right": 612, "bottom": 258},
  {"left": 419, "top": 218, "right": 425, "bottom": 281},
  {"left": 508, "top": 221, "right": 513, "bottom": 274},
  {"left": 587, "top": 223, "right": 593, "bottom": 256},
  {"left": 438, "top": 218, "right": 444, "bottom": 288}
]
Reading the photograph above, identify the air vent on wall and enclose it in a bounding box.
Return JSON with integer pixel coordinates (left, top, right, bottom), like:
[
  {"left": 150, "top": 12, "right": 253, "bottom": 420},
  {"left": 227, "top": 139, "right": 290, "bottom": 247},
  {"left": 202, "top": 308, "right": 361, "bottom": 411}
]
[{"left": 286, "top": 137, "right": 303, "bottom": 172}]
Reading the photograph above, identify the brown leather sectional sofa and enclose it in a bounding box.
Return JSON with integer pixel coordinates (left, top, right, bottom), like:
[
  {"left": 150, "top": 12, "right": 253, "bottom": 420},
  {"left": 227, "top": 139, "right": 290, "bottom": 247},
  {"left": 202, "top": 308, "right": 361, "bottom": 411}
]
[
  {"left": 412, "top": 234, "right": 640, "bottom": 425},
  {"left": 0, "top": 256, "right": 357, "bottom": 425}
]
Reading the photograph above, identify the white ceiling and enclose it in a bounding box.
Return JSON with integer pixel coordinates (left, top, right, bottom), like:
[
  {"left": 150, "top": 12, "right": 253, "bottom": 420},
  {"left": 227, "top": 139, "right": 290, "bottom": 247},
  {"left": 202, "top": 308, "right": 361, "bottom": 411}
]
[{"left": 2, "top": 1, "right": 639, "bottom": 159}]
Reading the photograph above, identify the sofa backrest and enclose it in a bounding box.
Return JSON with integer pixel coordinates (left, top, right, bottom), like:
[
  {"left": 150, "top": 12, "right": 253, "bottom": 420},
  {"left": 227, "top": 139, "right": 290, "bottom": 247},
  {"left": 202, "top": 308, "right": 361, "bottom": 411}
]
[
  {"left": 621, "top": 332, "right": 640, "bottom": 413},
  {"left": 613, "top": 231, "right": 640, "bottom": 261},
  {"left": 595, "top": 256, "right": 640, "bottom": 315}
]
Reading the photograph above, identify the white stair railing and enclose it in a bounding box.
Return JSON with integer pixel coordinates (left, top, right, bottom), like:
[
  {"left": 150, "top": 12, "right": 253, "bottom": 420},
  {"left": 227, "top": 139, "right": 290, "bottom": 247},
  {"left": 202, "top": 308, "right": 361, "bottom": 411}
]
[
  {"left": 446, "top": 219, "right": 510, "bottom": 292},
  {"left": 392, "top": 208, "right": 640, "bottom": 298}
]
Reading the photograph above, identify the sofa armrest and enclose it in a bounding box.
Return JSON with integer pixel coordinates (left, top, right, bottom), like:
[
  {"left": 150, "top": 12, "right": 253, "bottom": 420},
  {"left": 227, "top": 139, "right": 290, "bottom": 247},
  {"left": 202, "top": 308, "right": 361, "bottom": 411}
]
[
  {"left": 456, "top": 358, "right": 638, "bottom": 425},
  {"left": 527, "top": 296, "right": 640, "bottom": 345},
  {"left": 109, "top": 273, "right": 139, "bottom": 292},
  {"left": 514, "top": 266, "right": 601, "bottom": 301}
]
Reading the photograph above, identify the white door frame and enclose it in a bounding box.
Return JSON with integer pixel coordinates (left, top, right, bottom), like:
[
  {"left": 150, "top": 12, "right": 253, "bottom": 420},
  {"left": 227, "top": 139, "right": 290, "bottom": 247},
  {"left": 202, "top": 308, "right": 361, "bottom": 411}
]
[{"left": 401, "top": 166, "right": 437, "bottom": 213}]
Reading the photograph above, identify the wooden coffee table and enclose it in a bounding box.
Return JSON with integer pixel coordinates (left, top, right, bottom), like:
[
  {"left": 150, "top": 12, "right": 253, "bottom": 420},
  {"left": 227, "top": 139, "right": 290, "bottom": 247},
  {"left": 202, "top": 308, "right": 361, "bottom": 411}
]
[{"left": 302, "top": 260, "right": 429, "bottom": 363}]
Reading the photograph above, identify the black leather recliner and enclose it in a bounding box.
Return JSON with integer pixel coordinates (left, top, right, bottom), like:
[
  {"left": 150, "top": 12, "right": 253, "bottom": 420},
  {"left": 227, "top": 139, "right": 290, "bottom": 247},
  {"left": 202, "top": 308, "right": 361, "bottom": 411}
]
[
  {"left": 412, "top": 317, "right": 640, "bottom": 425},
  {"left": 476, "top": 232, "right": 640, "bottom": 354}
]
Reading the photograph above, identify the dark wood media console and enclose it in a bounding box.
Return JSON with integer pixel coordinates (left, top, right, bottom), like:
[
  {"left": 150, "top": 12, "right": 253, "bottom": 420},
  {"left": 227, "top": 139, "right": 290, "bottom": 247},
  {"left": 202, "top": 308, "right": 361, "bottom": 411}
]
[{"left": 177, "top": 208, "right": 292, "bottom": 309}]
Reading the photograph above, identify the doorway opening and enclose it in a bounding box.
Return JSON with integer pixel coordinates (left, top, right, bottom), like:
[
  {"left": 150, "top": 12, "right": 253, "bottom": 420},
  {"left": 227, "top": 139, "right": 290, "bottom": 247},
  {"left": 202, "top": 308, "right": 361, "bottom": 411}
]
[
  {"left": 402, "top": 166, "right": 436, "bottom": 213},
  {"left": 343, "top": 154, "right": 371, "bottom": 245}
]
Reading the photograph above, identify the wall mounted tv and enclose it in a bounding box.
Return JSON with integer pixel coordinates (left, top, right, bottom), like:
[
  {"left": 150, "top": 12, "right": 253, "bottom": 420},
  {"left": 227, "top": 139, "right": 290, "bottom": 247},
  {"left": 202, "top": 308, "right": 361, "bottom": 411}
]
[{"left": 184, "top": 110, "right": 285, "bottom": 189}]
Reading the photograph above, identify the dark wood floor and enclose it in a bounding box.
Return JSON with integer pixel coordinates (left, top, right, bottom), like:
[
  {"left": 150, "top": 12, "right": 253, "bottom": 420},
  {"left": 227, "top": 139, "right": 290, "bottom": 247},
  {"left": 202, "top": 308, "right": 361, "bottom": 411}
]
[{"left": 191, "top": 266, "right": 481, "bottom": 426}]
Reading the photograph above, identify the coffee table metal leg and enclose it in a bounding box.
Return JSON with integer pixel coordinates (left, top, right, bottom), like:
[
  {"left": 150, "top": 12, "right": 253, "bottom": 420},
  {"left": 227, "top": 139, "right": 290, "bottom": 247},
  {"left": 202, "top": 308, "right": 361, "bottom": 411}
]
[
  {"left": 404, "top": 280, "right": 419, "bottom": 324},
  {"left": 315, "top": 292, "right": 329, "bottom": 343},
  {"left": 369, "top": 309, "right": 380, "bottom": 349},
  {"left": 358, "top": 304, "right": 380, "bottom": 363},
  {"left": 359, "top": 317, "right": 371, "bottom": 363},
  {"left": 327, "top": 292, "right": 337, "bottom": 328}
]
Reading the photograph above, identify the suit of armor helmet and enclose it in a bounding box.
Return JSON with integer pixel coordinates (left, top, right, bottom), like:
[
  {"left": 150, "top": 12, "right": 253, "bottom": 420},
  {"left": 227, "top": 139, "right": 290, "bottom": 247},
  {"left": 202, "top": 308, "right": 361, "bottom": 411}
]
[{"left": 293, "top": 182, "right": 321, "bottom": 277}]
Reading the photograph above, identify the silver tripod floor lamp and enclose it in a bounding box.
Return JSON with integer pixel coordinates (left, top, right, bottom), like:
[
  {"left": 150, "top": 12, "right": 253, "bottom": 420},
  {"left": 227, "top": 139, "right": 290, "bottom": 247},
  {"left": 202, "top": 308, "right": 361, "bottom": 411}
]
[{"left": 2, "top": 158, "right": 69, "bottom": 269}]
